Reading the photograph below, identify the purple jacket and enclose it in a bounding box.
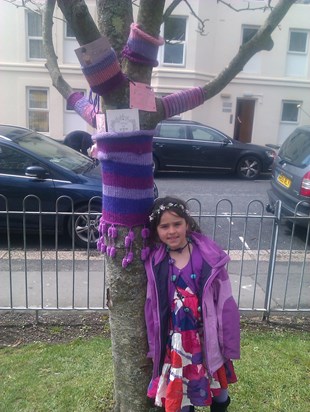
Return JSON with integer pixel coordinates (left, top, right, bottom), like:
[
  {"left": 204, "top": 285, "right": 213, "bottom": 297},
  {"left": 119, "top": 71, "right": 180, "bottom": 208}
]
[{"left": 144, "top": 232, "right": 240, "bottom": 378}]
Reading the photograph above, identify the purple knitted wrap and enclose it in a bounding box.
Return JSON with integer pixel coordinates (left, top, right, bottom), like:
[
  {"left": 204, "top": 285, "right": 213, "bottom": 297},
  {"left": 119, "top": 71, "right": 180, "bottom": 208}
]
[
  {"left": 67, "top": 92, "right": 97, "bottom": 128},
  {"left": 82, "top": 48, "right": 126, "bottom": 96},
  {"left": 93, "top": 130, "right": 154, "bottom": 266},
  {"left": 162, "top": 87, "right": 205, "bottom": 118},
  {"left": 93, "top": 130, "right": 154, "bottom": 227},
  {"left": 122, "top": 23, "right": 164, "bottom": 67}
]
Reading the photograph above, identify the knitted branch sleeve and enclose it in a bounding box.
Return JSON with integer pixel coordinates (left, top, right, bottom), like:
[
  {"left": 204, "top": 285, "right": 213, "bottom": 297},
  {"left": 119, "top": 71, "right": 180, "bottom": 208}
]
[
  {"left": 82, "top": 47, "right": 126, "bottom": 96},
  {"left": 161, "top": 87, "right": 206, "bottom": 118},
  {"left": 67, "top": 92, "right": 97, "bottom": 128},
  {"left": 122, "top": 23, "right": 164, "bottom": 67}
]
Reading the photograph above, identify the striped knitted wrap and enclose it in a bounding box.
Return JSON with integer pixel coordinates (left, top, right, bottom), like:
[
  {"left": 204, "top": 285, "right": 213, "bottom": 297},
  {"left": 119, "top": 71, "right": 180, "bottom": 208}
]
[
  {"left": 162, "top": 87, "right": 205, "bottom": 118},
  {"left": 82, "top": 48, "right": 126, "bottom": 96},
  {"left": 67, "top": 92, "right": 97, "bottom": 128},
  {"left": 93, "top": 130, "right": 155, "bottom": 266},
  {"left": 122, "top": 23, "right": 164, "bottom": 67}
]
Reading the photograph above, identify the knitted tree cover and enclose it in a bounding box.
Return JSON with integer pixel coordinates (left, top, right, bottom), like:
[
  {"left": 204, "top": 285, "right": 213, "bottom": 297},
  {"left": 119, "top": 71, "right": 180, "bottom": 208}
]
[{"left": 93, "top": 130, "right": 154, "bottom": 267}]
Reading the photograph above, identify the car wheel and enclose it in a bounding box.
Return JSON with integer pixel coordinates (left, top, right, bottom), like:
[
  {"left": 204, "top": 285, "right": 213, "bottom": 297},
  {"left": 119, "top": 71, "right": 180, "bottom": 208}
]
[
  {"left": 153, "top": 156, "right": 159, "bottom": 175},
  {"left": 68, "top": 204, "right": 101, "bottom": 248},
  {"left": 236, "top": 156, "right": 261, "bottom": 180}
]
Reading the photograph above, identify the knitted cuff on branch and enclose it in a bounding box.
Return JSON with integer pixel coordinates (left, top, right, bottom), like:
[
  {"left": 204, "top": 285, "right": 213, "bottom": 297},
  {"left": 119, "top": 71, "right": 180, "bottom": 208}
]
[
  {"left": 93, "top": 130, "right": 155, "bottom": 265},
  {"left": 67, "top": 92, "right": 97, "bottom": 128},
  {"left": 82, "top": 48, "right": 126, "bottom": 96},
  {"left": 162, "top": 87, "right": 205, "bottom": 118},
  {"left": 122, "top": 23, "right": 164, "bottom": 67}
]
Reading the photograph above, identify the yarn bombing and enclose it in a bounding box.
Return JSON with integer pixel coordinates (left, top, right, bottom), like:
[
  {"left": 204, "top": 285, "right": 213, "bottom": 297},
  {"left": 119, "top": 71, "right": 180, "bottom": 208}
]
[
  {"left": 122, "top": 23, "right": 164, "bottom": 67},
  {"left": 82, "top": 47, "right": 126, "bottom": 96},
  {"left": 93, "top": 130, "right": 155, "bottom": 267},
  {"left": 67, "top": 92, "right": 97, "bottom": 128},
  {"left": 162, "top": 87, "right": 205, "bottom": 118}
]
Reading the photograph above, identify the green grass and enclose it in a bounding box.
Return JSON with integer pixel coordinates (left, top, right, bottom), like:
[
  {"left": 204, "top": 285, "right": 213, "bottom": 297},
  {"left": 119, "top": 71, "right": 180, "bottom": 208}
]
[{"left": 0, "top": 327, "right": 309, "bottom": 412}]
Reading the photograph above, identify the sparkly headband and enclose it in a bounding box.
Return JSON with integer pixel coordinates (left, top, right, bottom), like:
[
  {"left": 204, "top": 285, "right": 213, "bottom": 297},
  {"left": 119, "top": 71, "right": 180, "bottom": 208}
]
[{"left": 149, "top": 202, "right": 190, "bottom": 222}]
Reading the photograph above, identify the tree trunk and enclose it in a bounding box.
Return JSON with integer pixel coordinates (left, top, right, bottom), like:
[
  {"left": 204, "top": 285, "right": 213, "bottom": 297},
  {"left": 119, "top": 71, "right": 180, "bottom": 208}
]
[{"left": 106, "top": 227, "right": 154, "bottom": 412}]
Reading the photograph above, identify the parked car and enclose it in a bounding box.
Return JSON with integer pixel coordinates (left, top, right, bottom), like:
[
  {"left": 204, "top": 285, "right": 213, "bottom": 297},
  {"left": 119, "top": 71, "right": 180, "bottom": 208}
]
[
  {"left": 0, "top": 125, "right": 103, "bottom": 248},
  {"left": 153, "top": 120, "right": 276, "bottom": 180},
  {"left": 266, "top": 125, "right": 310, "bottom": 224}
]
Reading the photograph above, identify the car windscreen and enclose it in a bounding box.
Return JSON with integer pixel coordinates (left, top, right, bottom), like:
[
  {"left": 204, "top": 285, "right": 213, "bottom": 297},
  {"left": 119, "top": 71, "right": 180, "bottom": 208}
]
[
  {"left": 279, "top": 130, "right": 310, "bottom": 167},
  {"left": 13, "top": 131, "right": 93, "bottom": 173}
]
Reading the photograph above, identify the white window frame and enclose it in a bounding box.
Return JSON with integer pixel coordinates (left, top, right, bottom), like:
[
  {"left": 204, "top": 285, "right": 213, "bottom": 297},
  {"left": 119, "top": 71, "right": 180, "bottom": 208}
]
[
  {"left": 26, "top": 11, "right": 45, "bottom": 60},
  {"left": 288, "top": 30, "right": 308, "bottom": 54},
  {"left": 281, "top": 101, "right": 301, "bottom": 123},
  {"left": 27, "top": 88, "right": 49, "bottom": 132},
  {"left": 161, "top": 16, "right": 187, "bottom": 66}
]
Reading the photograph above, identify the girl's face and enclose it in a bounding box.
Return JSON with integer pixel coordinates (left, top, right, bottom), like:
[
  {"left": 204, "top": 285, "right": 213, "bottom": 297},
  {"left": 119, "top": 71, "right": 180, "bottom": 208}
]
[{"left": 157, "top": 211, "right": 188, "bottom": 250}]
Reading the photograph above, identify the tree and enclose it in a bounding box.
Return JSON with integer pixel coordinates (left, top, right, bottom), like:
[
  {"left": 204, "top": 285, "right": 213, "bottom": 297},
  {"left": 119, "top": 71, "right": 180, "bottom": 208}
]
[{"left": 40, "top": 1, "right": 297, "bottom": 410}]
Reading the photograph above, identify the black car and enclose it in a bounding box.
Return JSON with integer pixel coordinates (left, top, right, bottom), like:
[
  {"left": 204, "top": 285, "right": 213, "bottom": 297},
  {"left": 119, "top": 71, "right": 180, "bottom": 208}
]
[
  {"left": 153, "top": 120, "right": 276, "bottom": 179},
  {"left": 0, "top": 125, "right": 103, "bottom": 248}
]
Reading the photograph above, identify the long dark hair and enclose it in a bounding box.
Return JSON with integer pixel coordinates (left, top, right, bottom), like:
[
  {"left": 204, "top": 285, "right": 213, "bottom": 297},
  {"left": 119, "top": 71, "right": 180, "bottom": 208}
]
[{"left": 148, "top": 196, "right": 201, "bottom": 244}]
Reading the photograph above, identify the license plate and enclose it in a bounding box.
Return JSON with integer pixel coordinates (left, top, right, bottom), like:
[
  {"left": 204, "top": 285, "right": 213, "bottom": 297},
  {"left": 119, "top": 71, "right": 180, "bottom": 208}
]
[{"left": 277, "top": 174, "right": 291, "bottom": 188}]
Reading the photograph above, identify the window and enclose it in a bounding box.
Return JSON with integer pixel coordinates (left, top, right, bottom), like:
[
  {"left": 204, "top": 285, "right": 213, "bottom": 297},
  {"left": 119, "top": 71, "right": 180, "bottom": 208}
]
[
  {"left": 27, "top": 88, "right": 49, "bottom": 132},
  {"left": 191, "top": 126, "right": 226, "bottom": 143},
  {"left": 63, "top": 21, "right": 79, "bottom": 64},
  {"left": 27, "top": 11, "right": 45, "bottom": 59},
  {"left": 242, "top": 26, "right": 259, "bottom": 45},
  {"left": 65, "top": 21, "right": 75, "bottom": 38},
  {"left": 241, "top": 26, "right": 261, "bottom": 73},
  {"left": 288, "top": 31, "right": 308, "bottom": 53},
  {"left": 281, "top": 101, "right": 301, "bottom": 123},
  {"left": 0, "top": 145, "right": 40, "bottom": 176},
  {"left": 158, "top": 124, "right": 186, "bottom": 139},
  {"left": 163, "top": 17, "right": 186, "bottom": 65},
  {"left": 286, "top": 30, "right": 309, "bottom": 77}
]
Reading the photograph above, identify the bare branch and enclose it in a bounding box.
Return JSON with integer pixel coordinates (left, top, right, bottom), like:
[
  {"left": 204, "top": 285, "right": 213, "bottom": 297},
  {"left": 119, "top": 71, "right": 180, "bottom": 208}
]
[
  {"left": 163, "top": 0, "right": 183, "bottom": 19},
  {"left": 184, "top": 0, "right": 208, "bottom": 35},
  {"left": 204, "top": 0, "right": 297, "bottom": 99},
  {"left": 42, "top": 0, "right": 72, "bottom": 98},
  {"left": 218, "top": 0, "right": 273, "bottom": 12}
]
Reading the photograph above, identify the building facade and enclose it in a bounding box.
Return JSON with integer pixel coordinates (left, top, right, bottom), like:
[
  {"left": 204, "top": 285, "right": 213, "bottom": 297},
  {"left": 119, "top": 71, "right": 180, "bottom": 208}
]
[{"left": 0, "top": 0, "right": 309, "bottom": 146}]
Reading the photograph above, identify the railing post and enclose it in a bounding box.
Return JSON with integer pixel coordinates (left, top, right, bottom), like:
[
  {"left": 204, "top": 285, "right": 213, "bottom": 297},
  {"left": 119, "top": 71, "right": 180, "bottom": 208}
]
[{"left": 263, "top": 200, "right": 281, "bottom": 321}]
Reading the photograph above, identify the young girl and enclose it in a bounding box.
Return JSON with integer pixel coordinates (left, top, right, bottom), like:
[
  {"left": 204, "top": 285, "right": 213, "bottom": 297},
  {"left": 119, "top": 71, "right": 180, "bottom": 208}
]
[{"left": 144, "top": 196, "right": 240, "bottom": 412}]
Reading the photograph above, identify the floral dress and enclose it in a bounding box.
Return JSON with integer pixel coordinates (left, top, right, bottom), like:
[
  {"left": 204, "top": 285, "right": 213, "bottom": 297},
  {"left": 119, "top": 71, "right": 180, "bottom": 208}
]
[{"left": 147, "top": 245, "right": 237, "bottom": 412}]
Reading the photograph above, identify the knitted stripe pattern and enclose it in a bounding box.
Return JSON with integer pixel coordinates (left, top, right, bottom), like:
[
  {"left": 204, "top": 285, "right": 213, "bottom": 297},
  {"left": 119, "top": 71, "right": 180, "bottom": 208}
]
[
  {"left": 122, "top": 23, "right": 164, "bottom": 67},
  {"left": 67, "top": 92, "right": 97, "bottom": 128},
  {"left": 82, "top": 48, "right": 126, "bottom": 96},
  {"left": 162, "top": 87, "right": 206, "bottom": 118},
  {"left": 93, "top": 130, "right": 154, "bottom": 266}
]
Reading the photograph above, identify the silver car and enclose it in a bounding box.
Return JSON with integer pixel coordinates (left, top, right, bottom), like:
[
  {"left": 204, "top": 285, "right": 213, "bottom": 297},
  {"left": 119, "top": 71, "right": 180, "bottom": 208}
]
[{"left": 267, "top": 125, "right": 310, "bottom": 223}]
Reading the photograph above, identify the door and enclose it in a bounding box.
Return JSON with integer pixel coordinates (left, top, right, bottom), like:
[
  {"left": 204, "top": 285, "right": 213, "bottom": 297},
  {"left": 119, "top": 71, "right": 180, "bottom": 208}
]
[{"left": 234, "top": 99, "right": 255, "bottom": 143}]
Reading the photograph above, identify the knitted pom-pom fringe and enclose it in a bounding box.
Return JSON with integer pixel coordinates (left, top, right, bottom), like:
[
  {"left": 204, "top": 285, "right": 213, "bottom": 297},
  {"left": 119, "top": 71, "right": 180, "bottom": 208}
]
[{"left": 97, "top": 220, "right": 150, "bottom": 266}]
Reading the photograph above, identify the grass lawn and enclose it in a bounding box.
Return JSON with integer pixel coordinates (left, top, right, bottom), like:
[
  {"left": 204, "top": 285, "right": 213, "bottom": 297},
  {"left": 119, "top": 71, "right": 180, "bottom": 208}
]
[{"left": 0, "top": 318, "right": 309, "bottom": 412}]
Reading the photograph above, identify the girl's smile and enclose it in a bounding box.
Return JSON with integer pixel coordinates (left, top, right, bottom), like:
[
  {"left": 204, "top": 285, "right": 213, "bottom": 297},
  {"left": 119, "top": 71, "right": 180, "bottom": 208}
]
[{"left": 157, "top": 211, "right": 188, "bottom": 250}]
